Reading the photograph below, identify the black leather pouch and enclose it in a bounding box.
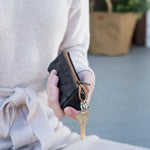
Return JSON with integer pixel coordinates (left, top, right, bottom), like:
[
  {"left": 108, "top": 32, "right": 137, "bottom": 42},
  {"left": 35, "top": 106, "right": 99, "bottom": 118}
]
[{"left": 47, "top": 51, "right": 88, "bottom": 110}]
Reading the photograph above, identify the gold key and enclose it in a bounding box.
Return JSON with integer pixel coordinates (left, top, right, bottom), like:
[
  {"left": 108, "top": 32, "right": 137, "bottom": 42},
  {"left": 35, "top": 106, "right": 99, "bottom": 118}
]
[{"left": 76, "top": 100, "right": 90, "bottom": 140}]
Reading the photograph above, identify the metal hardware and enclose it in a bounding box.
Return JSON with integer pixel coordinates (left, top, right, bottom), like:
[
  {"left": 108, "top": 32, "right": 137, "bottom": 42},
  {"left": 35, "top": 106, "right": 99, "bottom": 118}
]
[
  {"left": 80, "top": 100, "right": 89, "bottom": 111},
  {"left": 76, "top": 80, "right": 91, "bottom": 86}
]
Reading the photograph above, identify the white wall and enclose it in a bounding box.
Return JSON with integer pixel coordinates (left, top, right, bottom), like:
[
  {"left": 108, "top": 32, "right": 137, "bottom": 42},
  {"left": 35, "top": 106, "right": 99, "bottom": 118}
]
[{"left": 146, "top": 10, "right": 150, "bottom": 48}]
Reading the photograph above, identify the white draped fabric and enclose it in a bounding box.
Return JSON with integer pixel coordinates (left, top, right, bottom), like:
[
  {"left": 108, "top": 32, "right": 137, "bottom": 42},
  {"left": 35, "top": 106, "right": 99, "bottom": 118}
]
[
  {"left": 0, "top": 82, "right": 149, "bottom": 150},
  {"left": 0, "top": 82, "right": 58, "bottom": 149}
]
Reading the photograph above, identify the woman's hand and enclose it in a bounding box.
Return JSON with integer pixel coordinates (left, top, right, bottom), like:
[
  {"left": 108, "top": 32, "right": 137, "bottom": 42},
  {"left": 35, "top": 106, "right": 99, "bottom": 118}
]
[{"left": 47, "top": 69, "right": 95, "bottom": 120}]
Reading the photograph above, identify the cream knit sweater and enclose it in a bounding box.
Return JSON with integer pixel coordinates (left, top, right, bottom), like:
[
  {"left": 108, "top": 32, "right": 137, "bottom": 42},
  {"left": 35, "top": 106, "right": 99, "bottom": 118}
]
[{"left": 0, "top": 0, "right": 91, "bottom": 88}]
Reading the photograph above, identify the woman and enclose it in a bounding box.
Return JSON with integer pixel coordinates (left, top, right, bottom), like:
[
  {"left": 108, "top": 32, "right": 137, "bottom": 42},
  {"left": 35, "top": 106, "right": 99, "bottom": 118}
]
[
  {"left": 0, "top": 0, "right": 147, "bottom": 149},
  {"left": 0, "top": 0, "right": 97, "bottom": 149}
]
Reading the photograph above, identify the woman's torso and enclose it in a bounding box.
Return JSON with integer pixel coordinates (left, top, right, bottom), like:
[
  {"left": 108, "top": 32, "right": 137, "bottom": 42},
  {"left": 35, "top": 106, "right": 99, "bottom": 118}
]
[{"left": 0, "top": 0, "right": 71, "bottom": 88}]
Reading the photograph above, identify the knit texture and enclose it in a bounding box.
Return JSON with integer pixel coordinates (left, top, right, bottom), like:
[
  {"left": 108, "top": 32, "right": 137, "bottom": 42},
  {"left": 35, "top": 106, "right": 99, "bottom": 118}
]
[{"left": 0, "top": 0, "right": 92, "bottom": 88}]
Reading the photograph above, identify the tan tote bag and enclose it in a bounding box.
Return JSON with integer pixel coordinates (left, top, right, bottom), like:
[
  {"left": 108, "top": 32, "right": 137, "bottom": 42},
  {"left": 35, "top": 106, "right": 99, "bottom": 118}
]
[{"left": 89, "top": 0, "right": 138, "bottom": 55}]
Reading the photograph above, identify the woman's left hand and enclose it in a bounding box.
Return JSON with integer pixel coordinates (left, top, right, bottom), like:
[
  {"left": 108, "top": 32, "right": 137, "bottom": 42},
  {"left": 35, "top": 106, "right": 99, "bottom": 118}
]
[{"left": 63, "top": 71, "right": 95, "bottom": 119}]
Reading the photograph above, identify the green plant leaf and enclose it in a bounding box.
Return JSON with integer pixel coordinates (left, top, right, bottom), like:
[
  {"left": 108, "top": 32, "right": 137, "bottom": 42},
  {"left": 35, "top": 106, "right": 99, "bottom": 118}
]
[{"left": 92, "top": 0, "right": 150, "bottom": 13}]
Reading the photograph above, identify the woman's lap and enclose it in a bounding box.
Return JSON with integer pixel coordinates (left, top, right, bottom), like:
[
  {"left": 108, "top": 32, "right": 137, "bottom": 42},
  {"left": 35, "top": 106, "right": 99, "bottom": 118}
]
[{"left": 0, "top": 83, "right": 149, "bottom": 150}]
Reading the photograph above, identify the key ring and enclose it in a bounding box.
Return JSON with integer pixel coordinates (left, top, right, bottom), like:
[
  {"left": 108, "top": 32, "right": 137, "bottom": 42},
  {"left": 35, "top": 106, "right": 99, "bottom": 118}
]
[{"left": 80, "top": 100, "right": 89, "bottom": 111}]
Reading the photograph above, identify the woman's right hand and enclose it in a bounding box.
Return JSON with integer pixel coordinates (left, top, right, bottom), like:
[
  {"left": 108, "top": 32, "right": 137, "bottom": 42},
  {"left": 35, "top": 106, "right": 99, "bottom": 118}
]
[{"left": 46, "top": 69, "right": 80, "bottom": 120}]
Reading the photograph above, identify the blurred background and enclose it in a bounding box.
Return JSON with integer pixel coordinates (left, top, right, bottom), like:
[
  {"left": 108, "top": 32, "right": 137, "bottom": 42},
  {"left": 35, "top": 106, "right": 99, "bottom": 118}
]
[{"left": 61, "top": 0, "right": 150, "bottom": 149}]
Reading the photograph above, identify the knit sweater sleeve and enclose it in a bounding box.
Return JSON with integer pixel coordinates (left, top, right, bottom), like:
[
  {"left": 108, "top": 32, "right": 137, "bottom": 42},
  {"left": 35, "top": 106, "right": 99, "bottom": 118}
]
[{"left": 59, "top": 0, "right": 94, "bottom": 77}]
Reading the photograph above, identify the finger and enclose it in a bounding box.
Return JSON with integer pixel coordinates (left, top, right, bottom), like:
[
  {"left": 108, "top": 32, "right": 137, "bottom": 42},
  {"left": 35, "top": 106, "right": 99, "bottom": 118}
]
[
  {"left": 48, "top": 69, "right": 57, "bottom": 84},
  {"left": 47, "top": 70, "right": 58, "bottom": 88},
  {"left": 48, "top": 86, "right": 65, "bottom": 118},
  {"left": 47, "top": 69, "right": 65, "bottom": 118},
  {"left": 50, "top": 69, "right": 57, "bottom": 76},
  {"left": 64, "top": 107, "right": 79, "bottom": 120},
  {"left": 47, "top": 73, "right": 59, "bottom": 99}
]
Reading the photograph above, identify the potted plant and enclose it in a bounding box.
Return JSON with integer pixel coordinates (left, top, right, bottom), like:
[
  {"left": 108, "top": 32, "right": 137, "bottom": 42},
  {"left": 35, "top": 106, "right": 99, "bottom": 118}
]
[
  {"left": 89, "top": 0, "right": 150, "bottom": 55},
  {"left": 93, "top": 0, "right": 150, "bottom": 18}
]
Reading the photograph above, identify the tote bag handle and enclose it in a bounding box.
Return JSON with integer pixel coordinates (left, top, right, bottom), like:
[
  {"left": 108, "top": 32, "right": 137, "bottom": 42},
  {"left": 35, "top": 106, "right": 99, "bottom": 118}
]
[{"left": 90, "top": 0, "right": 113, "bottom": 13}]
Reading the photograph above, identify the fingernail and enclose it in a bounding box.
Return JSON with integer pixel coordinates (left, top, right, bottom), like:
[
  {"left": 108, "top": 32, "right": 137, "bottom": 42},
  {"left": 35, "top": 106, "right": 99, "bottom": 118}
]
[
  {"left": 50, "top": 87, "right": 57, "bottom": 96},
  {"left": 51, "top": 69, "right": 57, "bottom": 75}
]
